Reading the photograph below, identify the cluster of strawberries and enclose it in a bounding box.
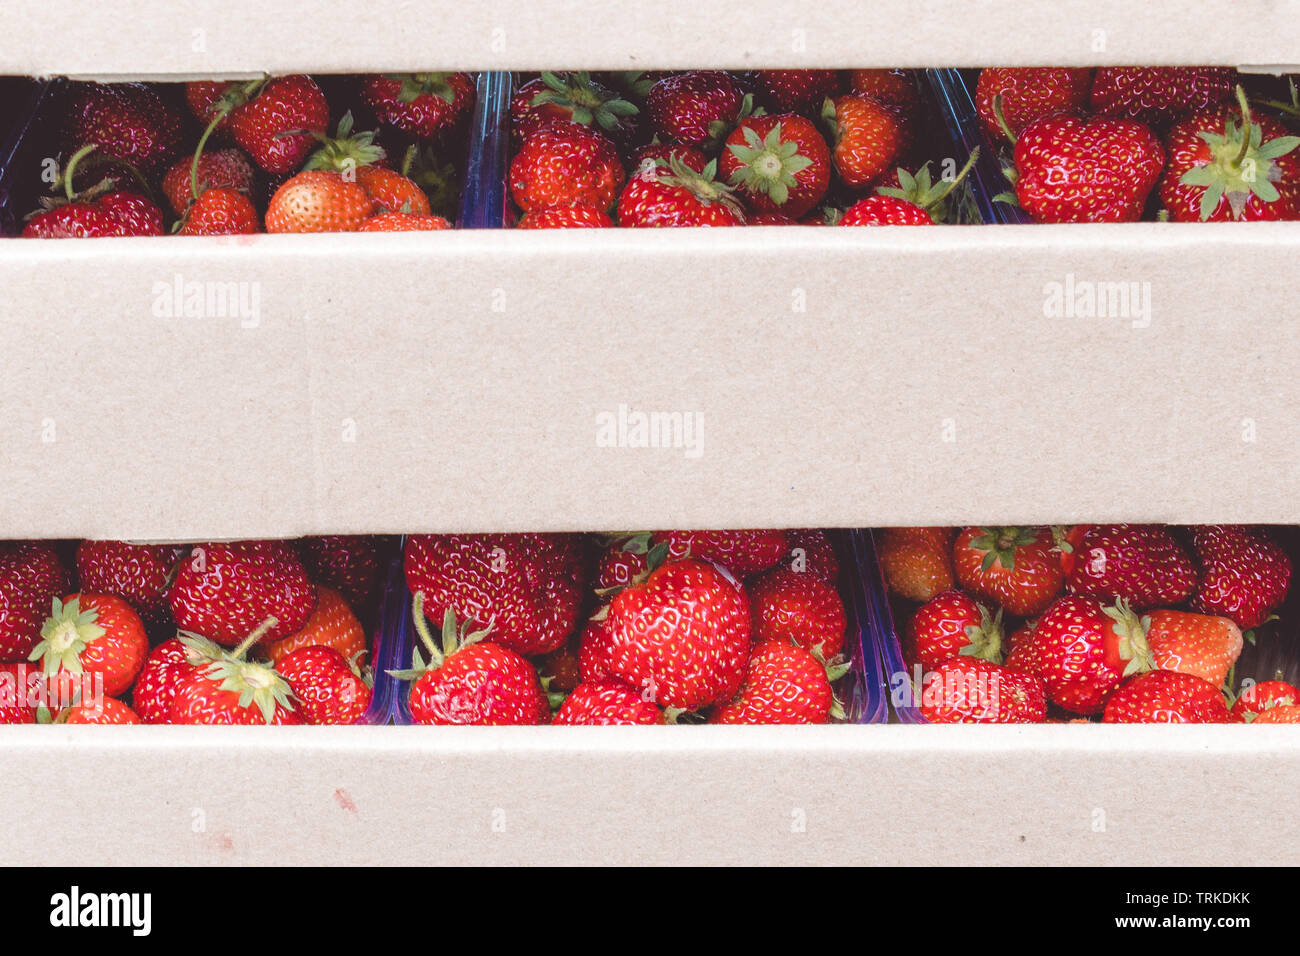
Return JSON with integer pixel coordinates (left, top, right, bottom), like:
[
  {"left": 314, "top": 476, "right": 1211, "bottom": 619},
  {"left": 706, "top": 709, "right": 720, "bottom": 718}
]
[
  {"left": 20, "top": 74, "right": 472, "bottom": 237},
  {"left": 879, "top": 524, "right": 1296, "bottom": 723},
  {"left": 975, "top": 66, "right": 1300, "bottom": 222},
  {"left": 392, "top": 530, "right": 853, "bottom": 725},
  {"left": 507, "top": 69, "right": 974, "bottom": 228},
  {"left": 0, "top": 537, "right": 388, "bottom": 724}
]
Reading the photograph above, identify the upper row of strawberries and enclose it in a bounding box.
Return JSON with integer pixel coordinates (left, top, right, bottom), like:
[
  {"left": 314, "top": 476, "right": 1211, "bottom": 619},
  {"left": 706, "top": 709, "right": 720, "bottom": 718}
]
[{"left": 18, "top": 74, "right": 476, "bottom": 237}]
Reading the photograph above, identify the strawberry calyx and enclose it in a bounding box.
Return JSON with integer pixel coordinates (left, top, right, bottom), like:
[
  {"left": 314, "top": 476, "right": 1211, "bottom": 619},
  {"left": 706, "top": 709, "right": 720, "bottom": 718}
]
[
  {"left": 530, "top": 71, "right": 639, "bottom": 134},
  {"left": 724, "top": 121, "right": 815, "bottom": 206},
  {"left": 303, "top": 110, "right": 387, "bottom": 174},
  {"left": 968, "top": 526, "right": 1040, "bottom": 573},
  {"left": 654, "top": 155, "right": 746, "bottom": 221},
  {"left": 28, "top": 596, "right": 106, "bottom": 678},
  {"left": 704, "top": 92, "right": 757, "bottom": 152},
  {"left": 809, "top": 641, "right": 851, "bottom": 721},
  {"left": 387, "top": 592, "right": 490, "bottom": 680},
  {"left": 194, "top": 616, "right": 296, "bottom": 724},
  {"left": 1179, "top": 86, "right": 1300, "bottom": 220},
  {"left": 383, "top": 73, "right": 459, "bottom": 106},
  {"left": 875, "top": 148, "right": 979, "bottom": 223},
  {"left": 1101, "top": 598, "right": 1156, "bottom": 678},
  {"left": 956, "top": 602, "right": 1005, "bottom": 663}
]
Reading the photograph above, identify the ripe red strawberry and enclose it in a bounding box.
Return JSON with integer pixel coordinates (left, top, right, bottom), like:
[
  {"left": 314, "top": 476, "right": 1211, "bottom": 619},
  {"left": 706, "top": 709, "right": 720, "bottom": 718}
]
[
  {"left": 877, "top": 527, "right": 956, "bottom": 602},
  {"left": 974, "top": 67, "right": 1093, "bottom": 141},
  {"left": 578, "top": 617, "right": 616, "bottom": 683},
  {"left": 846, "top": 70, "right": 919, "bottom": 112},
  {"left": 1090, "top": 67, "right": 1236, "bottom": 128},
  {"left": 200, "top": 76, "right": 330, "bottom": 174},
  {"left": 23, "top": 176, "right": 165, "bottom": 238},
  {"left": 0, "top": 541, "right": 69, "bottom": 662},
  {"left": 59, "top": 696, "right": 141, "bottom": 724},
  {"left": 1011, "top": 113, "right": 1165, "bottom": 222},
  {"left": 358, "top": 212, "right": 451, "bottom": 231},
  {"left": 907, "top": 590, "right": 1003, "bottom": 670},
  {"left": 0, "top": 663, "right": 45, "bottom": 723},
  {"left": 510, "top": 121, "right": 625, "bottom": 214},
  {"left": 953, "top": 526, "right": 1064, "bottom": 617},
  {"left": 63, "top": 82, "right": 183, "bottom": 173},
  {"left": 536, "top": 635, "right": 583, "bottom": 692},
  {"left": 403, "top": 533, "right": 588, "bottom": 657},
  {"left": 782, "top": 529, "right": 840, "bottom": 584},
  {"left": 185, "top": 81, "right": 230, "bottom": 128},
  {"left": 920, "top": 657, "right": 1047, "bottom": 724},
  {"left": 362, "top": 73, "right": 476, "bottom": 139},
  {"left": 1063, "top": 523, "right": 1196, "bottom": 609},
  {"left": 130, "top": 634, "right": 222, "bottom": 724},
  {"left": 1250, "top": 705, "right": 1300, "bottom": 724},
  {"left": 554, "top": 678, "right": 662, "bottom": 725},
  {"left": 1232, "top": 679, "right": 1299, "bottom": 722},
  {"left": 393, "top": 602, "right": 547, "bottom": 725},
  {"left": 656, "top": 529, "right": 788, "bottom": 576},
  {"left": 1031, "top": 595, "right": 1153, "bottom": 714},
  {"left": 595, "top": 539, "right": 650, "bottom": 592},
  {"left": 353, "top": 166, "right": 432, "bottom": 216},
  {"left": 259, "top": 585, "right": 368, "bottom": 667},
  {"left": 162, "top": 148, "right": 255, "bottom": 215},
  {"left": 1159, "top": 100, "right": 1300, "bottom": 222},
  {"left": 823, "top": 94, "right": 905, "bottom": 189},
  {"left": 168, "top": 541, "right": 317, "bottom": 647},
  {"left": 751, "top": 70, "right": 842, "bottom": 114},
  {"left": 1102, "top": 669, "right": 1230, "bottom": 723},
  {"left": 511, "top": 71, "right": 638, "bottom": 143},
  {"left": 606, "top": 558, "right": 751, "bottom": 710},
  {"left": 517, "top": 204, "right": 613, "bottom": 228},
  {"left": 628, "top": 141, "right": 708, "bottom": 174},
  {"left": 178, "top": 187, "right": 260, "bottom": 235},
  {"left": 1003, "top": 621, "right": 1042, "bottom": 676},
  {"left": 278, "top": 644, "right": 371, "bottom": 724},
  {"left": 646, "top": 70, "right": 748, "bottom": 149},
  {"left": 168, "top": 626, "right": 300, "bottom": 725},
  {"left": 748, "top": 567, "right": 846, "bottom": 658},
  {"left": 840, "top": 195, "right": 934, "bottom": 225},
  {"left": 617, "top": 155, "right": 744, "bottom": 226},
  {"left": 298, "top": 535, "right": 386, "bottom": 622},
  {"left": 1145, "top": 608, "right": 1243, "bottom": 688},
  {"left": 1188, "top": 525, "right": 1292, "bottom": 629},
  {"left": 710, "top": 640, "right": 844, "bottom": 724},
  {"left": 720, "top": 114, "right": 830, "bottom": 218},
  {"left": 29, "top": 594, "right": 148, "bottom": 701}
]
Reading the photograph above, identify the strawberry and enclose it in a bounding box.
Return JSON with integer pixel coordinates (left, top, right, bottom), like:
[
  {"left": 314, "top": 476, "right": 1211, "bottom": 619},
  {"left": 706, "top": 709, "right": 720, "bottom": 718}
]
[
  {"left": 536, "top": 636, "right": 583, "bottom": 692},
  {"left": 1232, "top": 678, "right": 1299, "bottom": 722},
  {"left": 747, "top": 212, "right": 797, "bottom": 225},
  {"left": 720, "top": 114, "right": 831, "bottom": 218},
  {"left": 130, "top": 634, "right": 222, "bottom": 724},
  {"left": 953, "top": 526, "right": 1064, "bottom": 617},
  {"left": 517, "top": 204, "right": 613, "bottom": 228},
  {"left": 220, "top": 76, "right": 331, "bottom": 174},
  {"left": 906, "top": 590, "right": 1003, "bottom": 670},
  {"left": 278, "top": 644, "right": 371, "bottom": 724},
  {"left": 1159, "top": 97, "right": 1300, "bottom": 221},
  {"left": 259, "top": 585, "right": 367, "bottom": 667},
  {"left": 782, "top": 529, "right": 840, "bottom": 584},
  {"left": 23, "top": 148, "right": 165, "bottom": 237},
  {"left": 748, "top": 567, "right": 846, "bottom": 658},
  {"left": 361, "top": 73, "right": 476, "bottom": 139},
  {"left": 301, "top": 109, "right": 388, "bottom": 175},
  {"left": 29, "top": 594, "right": 148, "bottom": 701},
  {"left": 646, "top": 70, "right": 748, "bottom": 150},
  {"left": 1063, "top": 523, "right": 1197, "bottom": 610},
  {"left": 403, "top": 533, "right": 588, "bottom": 657},
  {"left": 656, "top": 529, "right": 788, "bottom": 576},
  {"left": 265, "top": 170, "right": 375, "bottom": 233},
  {"left": 162, "top": 148, "right": 255, "bottom": 215},
  {"left": 168, "top": 541, "right": 317, "bottom": 647},
  {"left": 1145, "top": 609, "right": 1243, "bottom": 688},
  {"left": 920, "top": 657, "right": 1047, "bottom": 724},
  {"left": 58, "top": 696, "right": 141, "bottom": 725},
  {"left": 298, "top": 535, "right": 386, "bottom": 621},
  {"left": 877, "top": 527, "right": 956, "bottom": 602},
  {"left": 842, "top": 195, "right": 933, "bottom": 225},
  {"left": 1250, "top": 705, "right": 1300, "bottom": 724},
  {"left": 354, "top": 166, "right": 432, "bottom": 216},
  {"left": 822, "top": 94, "right": 904, "bottom": 189},
  {"left": 168, "top": 624, "right": 300, "bottom": 725},
  {"left": 595, "top": 540, "right": 650, "bottom": 592},
  {"left": 752, "top": 70, "right": 842, "bottom": 114},
  {"left": 974, "top": 67, "right": 1093, "bottom": 141},
  {"left": 392, "top": 601, "right": 547, "bottom": 726},
  {"left": 578, "top": 617, "right": 616, "bottom": 683},
  {"left": 511, "top": 71, "right": 638, "bottom": 143},
  {"left": 1010, "top": 113, "right": 1165, "bottom": 223},
  {"left": 1188, "top": 525, "right": 1292, "bottom": 629},
  {"left": 1031, "top": 595, "right": 1153, "bottom": 714},
  {"left": 0, "top": 541, "right": 69, "bottom": 662},
  {"left": 1004, "top": 620, "right": 1042, "bottom": 676},
  {"left": 76, "top": 540, "right": 183, "bottom": 627},
  {"left": 63, "top": 82, "right": 183, "bottom": 173},
  {"left": 846, "top": 70, "right": 919, "bottom": 112},
  {"left": 0, "top": 663, "right": 45, "bottom": 723},
  {"left": 617, "top": 155, "right": 744, "bottom": 226},
  {"left": 1102, "top": 669, "right": 1230, "bottom": 723},
  {"left": 606, "top": 558, "right": 751, "bottom": 710},
  {"left": 358, "top": 212, "right": 452, "bottom": 231},
  {"left": 710, "top": 640, "right": 845, "bottom": 724},
  {"left": 178, "top": 187, "right": 260, "bottom": 235},
  {"left": 1090, "top": 67, "right": 1236, "bottom": 128},
  {"left": 840, "top": 152, "right": 978, "bottom": 225},
  {"left": 185, "top": 81, "right": 230, "bottom": 128},
  {"left": 554, "top": 678, "right": 662, "bottom": 725},
  {"left": 510, "top": 121, "right": 625, "bottom": 214}
]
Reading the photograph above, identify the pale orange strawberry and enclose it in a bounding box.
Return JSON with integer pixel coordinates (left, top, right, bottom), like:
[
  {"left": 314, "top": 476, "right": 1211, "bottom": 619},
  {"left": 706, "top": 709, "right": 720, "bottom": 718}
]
[
  {"left": 1144, "top": 609, "right": 1242, "bottom": 688},
  {"left": 265, "top": 170, "right": 374, "bottom": 233},
  {"left": 1251, "top": 705, "right": 1300, "bottom": 724},
  {"left": 355, "top": 166, "right": 432, "bottom": 216},
  {"left": 876, "top": 527, "right": 956, "bottom": 602},
  {"left": 259, "top": 586, "right": 367, "bottom": 667}
]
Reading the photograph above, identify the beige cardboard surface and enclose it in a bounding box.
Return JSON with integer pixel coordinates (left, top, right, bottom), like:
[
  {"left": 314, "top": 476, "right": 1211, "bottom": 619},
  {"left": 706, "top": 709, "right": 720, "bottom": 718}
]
[
  {"left": 0, "top": 724, "right": 1294, "bottom": 865},
  {"left": 2, "top": 225, "right": 1299, "bottom": 538},
  {"left": 1, "top": 0, "right": 1299, "bottom": 76}
]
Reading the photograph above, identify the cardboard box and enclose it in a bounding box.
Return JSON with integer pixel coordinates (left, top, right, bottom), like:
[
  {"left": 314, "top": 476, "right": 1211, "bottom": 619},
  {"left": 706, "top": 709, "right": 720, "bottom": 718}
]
[
  {"left": 2, "top": 224, "right": 1298, "bottom": 540},
  {"left": 2, "top": 0, "right": 1299, "bottom": 77}
]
